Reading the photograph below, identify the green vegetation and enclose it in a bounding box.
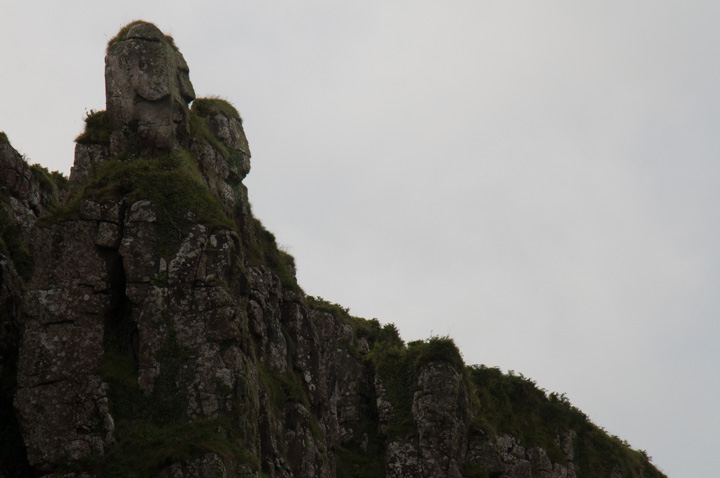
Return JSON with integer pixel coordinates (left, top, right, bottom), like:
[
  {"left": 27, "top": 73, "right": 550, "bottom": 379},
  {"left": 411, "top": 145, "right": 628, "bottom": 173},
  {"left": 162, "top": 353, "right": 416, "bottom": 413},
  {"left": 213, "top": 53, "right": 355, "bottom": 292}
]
[
  {"left": 88, "top": 418, "right": 257, "bottom": 477},
  {"left": 29, "top": 163, "right": 68, "bottom": 195},
  {"left": 75, "top": 109, "right": 110, "bottom": 145},
  {"left": 257, "top": 363, "right": 309, "bottom": 411},
  {"left": 368, "top": 336, "right": 465, "bottom": 439},
  {"left": 49, "top": 149, "right": 234, "bottom": 256},
  {"left": 460, "top": 461, "right": 491, "bottom": 478},
  {"left": 95, "top": 315, "right": 260, "bottom": 477},
  {"left": 50, "top": 170, "right": 69, "bottom": 191},
  {"left": 107, "top": 20, "right": 177, "bottom": 52},
  {"left": 329, "top": 330, "right": 469, "bottom": 477},
  {"left": 305, "top": 296, "right": 352, "bottom": 320},
  {"left": 188, "top": 106, "right": 246, "bottom": 184},
  {"left": 469, "top": 366, "right": 576, "bottom": 461},
  {"left": 248, "top": 217, "right": 299, "bottom": 291},
  {"left": 467, "top": 365, "right": 663, "bottom": 477},
  {"left": 335, "top": 427, "right": 386, "bottom": 478},
  {"left": 0, "top": 131, "right": 8, "bottom": 144},
  {"left": 413, "top": 335, "right": 465, "bottom": 371},
  {"left": 147, "top": 328, "right": 193, "bottom": 426},
  {"left": 573, "top": 425, "right": 663, "bottom": 477},
  {"left": 306, "top": 296, "right": 403, "bottom": 351},
  {"left": 0, "top": 199, "right": 32, "bottom": 280},
  {"left": 191, "top": 97, "right": 241, "bottom": 121},
  {"left": 100, "top": 320, "right": 189, "bottom": 427}
]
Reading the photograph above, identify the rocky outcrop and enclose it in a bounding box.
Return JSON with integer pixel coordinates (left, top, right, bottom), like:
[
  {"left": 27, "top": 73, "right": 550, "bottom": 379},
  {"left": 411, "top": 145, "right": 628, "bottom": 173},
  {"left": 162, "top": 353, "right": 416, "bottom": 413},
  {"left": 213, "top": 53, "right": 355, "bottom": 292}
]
[
  {"left": 412, "top": 362, "right": 471, "bottom": 477},
  {"left": 105, "top": 21, "right": 196, "bottom": 157},
  {"left": 1, "top": 137, "right": 59, "bottom": 231},
  {"left": 0, "top": 21, "right": 667, "bottom": 478}
]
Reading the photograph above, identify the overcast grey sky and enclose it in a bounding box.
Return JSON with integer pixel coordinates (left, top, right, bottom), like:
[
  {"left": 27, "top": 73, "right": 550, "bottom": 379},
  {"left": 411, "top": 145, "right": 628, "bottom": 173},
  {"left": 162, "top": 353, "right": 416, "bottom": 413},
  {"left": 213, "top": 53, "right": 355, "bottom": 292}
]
[{"left": 3, "top": 1, "right": 719, "bottom": 475}]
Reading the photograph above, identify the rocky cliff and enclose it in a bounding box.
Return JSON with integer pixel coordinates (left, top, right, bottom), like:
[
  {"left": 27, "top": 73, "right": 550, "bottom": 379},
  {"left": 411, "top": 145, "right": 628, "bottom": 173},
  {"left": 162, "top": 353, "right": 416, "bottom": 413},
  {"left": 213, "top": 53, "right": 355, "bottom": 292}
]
[{"left": 0, "top": 21, "right": 666, "bottom": 478}]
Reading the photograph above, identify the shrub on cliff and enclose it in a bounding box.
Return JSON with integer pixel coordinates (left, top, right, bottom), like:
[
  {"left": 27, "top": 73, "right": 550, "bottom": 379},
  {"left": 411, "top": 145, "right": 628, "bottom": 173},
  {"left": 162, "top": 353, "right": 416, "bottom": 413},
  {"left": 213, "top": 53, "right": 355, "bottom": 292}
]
[{"left": 75, "top": 109, "right": 110, "bottom": 145}]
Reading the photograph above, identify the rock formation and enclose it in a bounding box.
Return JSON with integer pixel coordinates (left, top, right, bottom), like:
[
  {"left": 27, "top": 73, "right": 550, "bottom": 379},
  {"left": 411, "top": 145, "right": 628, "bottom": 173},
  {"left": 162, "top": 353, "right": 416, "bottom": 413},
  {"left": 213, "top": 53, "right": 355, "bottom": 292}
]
[
  {"left": 0, "top": 22, "right": 667, "bottom": 478},
  {"left": 105, "top": 21, "right": 196, "bottom": 157}
]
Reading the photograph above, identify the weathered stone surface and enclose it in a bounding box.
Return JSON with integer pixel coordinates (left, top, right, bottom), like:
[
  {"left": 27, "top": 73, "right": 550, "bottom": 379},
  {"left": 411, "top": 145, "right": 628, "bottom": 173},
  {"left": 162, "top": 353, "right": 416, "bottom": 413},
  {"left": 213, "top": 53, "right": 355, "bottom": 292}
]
[
  {"left": 466, "top": 429, "right": 504, "bottom": 476},
  {"left": 95, "top": 221, "right": 120, "bottom": 248},
  {"left": 0, "top": 139, "right": 59, "bottom": 232},
  {"left": 70, "top": 143, "right": 108, "bottom": 188},
  {"left": 412, "top": 361, "right": 470, "bottom": 477},
  {"left": 463, "top": 431, "right": 579, "bottom": 478},
  {"left": 14, "top": 378, "right": 114, "bottom": 469},
  {"left": 105, "top": 21, "right": 195, "bottom": 157},
  {"left": 14, "top": 219, "right": 116, "bottom": 468},
  {"left": 375, "top": 375, "right": 393, "bottom": 435},
  {"left": 386, "top": 441, "right": 422, "bottom": 478},
  {"left": 528, "top": 446, "right": 553, "bottom": 477},
  {"left": 1, "top": 143, "right": 46, "bottom": 214}
]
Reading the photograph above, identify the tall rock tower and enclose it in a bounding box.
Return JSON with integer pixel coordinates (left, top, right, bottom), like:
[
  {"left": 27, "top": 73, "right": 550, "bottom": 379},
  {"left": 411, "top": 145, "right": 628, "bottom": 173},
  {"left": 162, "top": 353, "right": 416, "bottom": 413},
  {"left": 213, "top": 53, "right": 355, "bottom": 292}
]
[{"left": 105, "top": 21, "right": 196, "bottom": 157}]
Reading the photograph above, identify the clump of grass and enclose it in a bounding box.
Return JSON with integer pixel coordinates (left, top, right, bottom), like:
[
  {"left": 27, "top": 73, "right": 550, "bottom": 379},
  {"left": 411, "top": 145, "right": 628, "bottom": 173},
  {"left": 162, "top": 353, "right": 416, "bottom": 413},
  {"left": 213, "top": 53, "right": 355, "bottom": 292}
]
[
  {"left": 188, "top": 111, "right": 247, "bottom": 188},
  {"left": 305, "top": 296, "right": 352, "bottom": 320},
  {"left": 107, "top": 20, "right": 178, "bottom": 52},
  {"left": 414, "top": 335, "right": 464, "bottom": 371},
  {"left": 257, "top": 363, "right": 309, "bottom": 411},
  {"left": 75, "top": 110, "right": 110, "bottom": 145},
  {"left": 29, "top": 164, "right": 55, "bottom": 195},
  {"left": 191, "top": 97, "right": 241, "bottom": 121},
  {"left": 467, "top": 365, "right": 665, "bottom": 476},
  {"left": 247, "top": 217, "right": 299, "bottom": 291},
  {"left": 98, "top": 346, "right": 141, "bottom": 420},
  {"left": 305, "top": 296, "right": 404, "bottom": 354},
  {"left": 189, "top": 113, "right": 230, "bottom": 157},
  {"left": 468, "top": 366, "right": 570, "bottom": 457},
  {"left": 51, "top": 171, "right": 69, "bottom": 191},
  {"left": 54, "top": 149, "right": 234, "bottom": 256},
  {"left": 29, "top": 164, "right": 68, "bottom": 196}
]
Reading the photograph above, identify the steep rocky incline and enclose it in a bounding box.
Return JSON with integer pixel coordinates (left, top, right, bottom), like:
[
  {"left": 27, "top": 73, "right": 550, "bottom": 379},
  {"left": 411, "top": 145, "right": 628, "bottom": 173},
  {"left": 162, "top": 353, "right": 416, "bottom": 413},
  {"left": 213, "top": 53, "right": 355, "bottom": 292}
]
[{"left": 0, "top": 21, "right": 667, "bottom": 478}]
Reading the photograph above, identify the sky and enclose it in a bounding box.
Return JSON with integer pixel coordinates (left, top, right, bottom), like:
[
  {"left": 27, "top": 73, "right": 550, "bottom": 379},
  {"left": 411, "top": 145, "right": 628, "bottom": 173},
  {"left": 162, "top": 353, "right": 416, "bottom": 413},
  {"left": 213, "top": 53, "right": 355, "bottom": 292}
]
[{"left": 2, "top": 1, "right": 718, "bottom": 475}]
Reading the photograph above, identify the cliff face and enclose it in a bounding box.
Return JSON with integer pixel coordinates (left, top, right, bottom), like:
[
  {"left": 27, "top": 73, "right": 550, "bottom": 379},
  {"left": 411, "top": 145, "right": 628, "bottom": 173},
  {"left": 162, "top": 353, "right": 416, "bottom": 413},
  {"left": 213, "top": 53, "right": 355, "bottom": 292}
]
[{"left": 0, "top": 22, "right": 666, "bottom": 478}]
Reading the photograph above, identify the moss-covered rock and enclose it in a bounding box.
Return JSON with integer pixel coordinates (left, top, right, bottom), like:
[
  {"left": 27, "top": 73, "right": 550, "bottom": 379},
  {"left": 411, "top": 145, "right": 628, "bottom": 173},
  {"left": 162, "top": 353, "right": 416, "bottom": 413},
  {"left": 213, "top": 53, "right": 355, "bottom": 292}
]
[
  {"left": 465, "top": 365, "right": 664, "bottom": 477},
  {"left": 192, "top": 97, "right": 241, "bottom": 120},
  {"left": 75, "top": 109, "right": 110, "bottom": 145},
  {"left": 107, "top": 20, "right": 178, "bottom": 52}
]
